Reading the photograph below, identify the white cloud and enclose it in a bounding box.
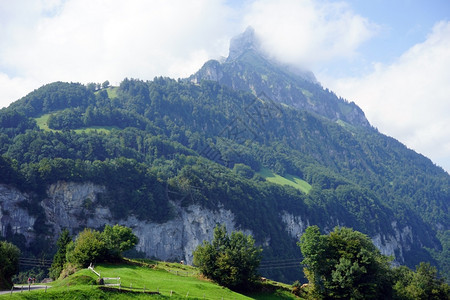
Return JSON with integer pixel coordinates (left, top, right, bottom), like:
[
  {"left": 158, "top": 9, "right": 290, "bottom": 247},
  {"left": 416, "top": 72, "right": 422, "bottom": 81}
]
[
  {"left": 0, "top": 0, "right": 235, "bottom": 108},
  {"left": 243, "top": 0, "right": 378, "bottom": 68},
  {"left": 323, "top": 21, "right": 450, "bottom": 173},
  {"left": 1, "top": 0, "right": 448, "bottom": 174}
]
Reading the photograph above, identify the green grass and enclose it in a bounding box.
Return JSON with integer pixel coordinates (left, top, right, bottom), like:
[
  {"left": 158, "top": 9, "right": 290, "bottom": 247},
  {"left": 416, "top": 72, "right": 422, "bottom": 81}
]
[
  {"left": 35, "top": 114, "right": 51, "bottom": 131},
  {"left": 106, "top": 86, "right": 119, "bottom": 99},
  {"left": 258, "top": 168, "right": 311, "bottom": 194},
  {"left": 34, "top": 113, "right": 119, "bottom": 134},
  {"left": 1, "top": 260, "right": 297, "bottom": 299},
  {"left": 93, "top": 263, "right": 252, "bottom": 299}
]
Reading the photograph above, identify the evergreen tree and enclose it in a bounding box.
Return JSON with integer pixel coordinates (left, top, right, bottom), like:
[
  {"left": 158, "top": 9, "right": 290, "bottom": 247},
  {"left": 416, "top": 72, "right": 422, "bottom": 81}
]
[{"left": 49, "top": 229, "right": 72, "bottom": 280}]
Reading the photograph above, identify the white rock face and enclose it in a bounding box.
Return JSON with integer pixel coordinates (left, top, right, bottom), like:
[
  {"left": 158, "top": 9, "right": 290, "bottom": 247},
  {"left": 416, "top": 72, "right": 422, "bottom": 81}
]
[
  {"left": 372, "top": 222, "right": 413, "bottom": 262},
  {"left": 281, "top": 211, "right": 309, "bottom": 239},
  {"left": 281, "top": 211, "right": 412, "bottom": 263},
  {"left": 0, "top": 182, "right": 250, "bottom": 265},
  {"left": 43, "top": 181, "right": 108, "bottom": 235},
  {"left": 0, "top": 182, "right": 415, "bottom": 266},
  {"left": 123, "top": 204, "right": 245, "bottom": 264},
  {"left": 0, "top": 185, "right": 36, "bottom": 242}
]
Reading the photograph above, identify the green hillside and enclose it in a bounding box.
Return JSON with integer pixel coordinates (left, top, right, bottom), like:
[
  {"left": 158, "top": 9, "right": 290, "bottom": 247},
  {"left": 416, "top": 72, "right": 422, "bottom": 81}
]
[
  {"left": 258, "top": 167, "right": 311, "bottom": 194},
  {"left": 0, "top": 68, "right": 448, "bottom": 282},
  {"left": 1, "top": 261, "right": 296, "bottom": 299},
  {"left": 35, "top": 112, "right": 119, "bottom": 133}
]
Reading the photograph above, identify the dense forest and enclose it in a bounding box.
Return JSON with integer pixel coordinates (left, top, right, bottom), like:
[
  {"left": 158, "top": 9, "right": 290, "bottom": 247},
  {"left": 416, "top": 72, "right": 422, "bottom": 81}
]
[{"left": 0, "top": 78, "right": 448, "bottom": 283}]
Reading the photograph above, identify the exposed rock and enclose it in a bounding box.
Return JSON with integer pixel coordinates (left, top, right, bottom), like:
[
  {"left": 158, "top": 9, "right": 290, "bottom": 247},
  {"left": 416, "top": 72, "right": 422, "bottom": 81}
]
[
  {"left": 281, "top": 211, "right": 413, "bottom": 264},
  {"left": 188, "top": 28, "right": 369, "bottom": 127},
  {"left": 43, "top": 181, "right": 108, "bottom": 235},
  {"left": 0, "top": 183, "right": 251, "bottom": 265},
  {"left": 124, "top": 204, "right": 248, "bottom": 264},
  {"left": 227, "top": 26, "right": 261, "bottom": 62},
  {"left": 0, "top": 185, "right": 36, "bottom": 243},
  {"left": 0, "top": 183, "right": 420, "bottom": 267}
]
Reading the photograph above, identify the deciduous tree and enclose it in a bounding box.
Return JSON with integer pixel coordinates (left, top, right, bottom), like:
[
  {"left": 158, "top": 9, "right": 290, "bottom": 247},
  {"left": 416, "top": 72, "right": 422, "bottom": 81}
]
[
  {"left": 0, "top": 241, "right": 20, "bottom": 289},
  {"left": 193, "top": 224, "right": 262, "bottom": 291}
]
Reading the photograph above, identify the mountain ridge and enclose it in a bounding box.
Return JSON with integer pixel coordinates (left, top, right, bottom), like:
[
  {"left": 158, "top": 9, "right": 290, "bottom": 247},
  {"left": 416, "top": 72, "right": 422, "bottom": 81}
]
[
  {"left": 189, "top": 27, "right": 369, "bottom": 128},
  {"left": 0, "top": 30, "right": 448, "bottom": 283}
]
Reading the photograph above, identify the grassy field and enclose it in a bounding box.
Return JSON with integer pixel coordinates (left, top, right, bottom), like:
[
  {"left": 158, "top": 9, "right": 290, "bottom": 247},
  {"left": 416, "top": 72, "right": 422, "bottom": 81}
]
[
  {"left": 34, "top": 113, "right": 119, "bottom": 134},
  {"left": 1, "top": 260, "right": 297, "bottom": 299},
  {"left": 35, "top": 114, "right": 51, "bottom": 131},
  {"left": 106, "top": 86, "right": 119, "bottom": 99},
  {"left": 258, "top": 168, "right": 311, "bottom": 194}
]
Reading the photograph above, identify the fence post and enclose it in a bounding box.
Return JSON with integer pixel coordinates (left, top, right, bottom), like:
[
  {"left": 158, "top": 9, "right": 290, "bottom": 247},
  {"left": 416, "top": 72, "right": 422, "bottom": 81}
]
[
  {"left": 170, "top": 290, "right": 173, "bottom": 296},
  {"left": 143, "top": 285, "right": 145, "bottom": 293},
  {"left": 10, "top": 286, "right": 13, "bottom": 295},
  {"left": 186, "top": 291, "right": 189, "bottom": 297},
  {"left": 21, "top": 286, "right": 23, "bottom": 293}
]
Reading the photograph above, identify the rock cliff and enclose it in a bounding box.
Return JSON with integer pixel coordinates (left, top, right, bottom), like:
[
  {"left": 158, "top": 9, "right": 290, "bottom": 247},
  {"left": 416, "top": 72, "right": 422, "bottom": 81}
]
[
  {"left": 0, "top": 182, "right": 250, "bottom": 264},
  {"left": 281, "top": 211, "right": 415, "bottom": 264},
  {"left": 0, "top": 182, "right": 419, "bottom": 266}
]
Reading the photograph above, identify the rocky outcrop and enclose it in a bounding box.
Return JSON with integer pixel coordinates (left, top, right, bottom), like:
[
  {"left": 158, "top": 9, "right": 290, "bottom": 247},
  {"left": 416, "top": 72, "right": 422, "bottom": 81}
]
[
  {"left": 123, "top": 205, "right": 248, "bottom": 264},
  {"left": 43, "top": 181, "right": 108, "bottom": 234},
  {"left": 188, "top": 27, "right": 369, "bottom": 127},
  {"left": 281, "top": 211, "right": 413, "bottom": 264},
  {"left": 0, "top": 182, "right": 420, "bottom": 267},
  {"left": 0, "top": 182, "right": 250, "bottom": 265},
  {"left": 0, "top": 185, "right": 36, "bottom": 243}
]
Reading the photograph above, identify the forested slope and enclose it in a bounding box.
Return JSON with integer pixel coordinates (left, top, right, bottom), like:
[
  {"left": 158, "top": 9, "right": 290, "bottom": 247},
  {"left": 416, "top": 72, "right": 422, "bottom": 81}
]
[{"left": 0, "top": 76, "right": 448, "bottom": 282}]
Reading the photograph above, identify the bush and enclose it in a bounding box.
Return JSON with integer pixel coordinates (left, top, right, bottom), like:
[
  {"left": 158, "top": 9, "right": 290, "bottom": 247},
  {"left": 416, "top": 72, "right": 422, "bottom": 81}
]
[
  {"left": 193, "top": 224, "right": 262, "bottom": 291},
  {"left": 0, "top": 241, "right": 20, "bottom": 289},
  {"left": 65, "top": 225, "right": 139, "bottom": 268},
  {"left": 67, "top": 229, "right": 106, "bottom": 267}
]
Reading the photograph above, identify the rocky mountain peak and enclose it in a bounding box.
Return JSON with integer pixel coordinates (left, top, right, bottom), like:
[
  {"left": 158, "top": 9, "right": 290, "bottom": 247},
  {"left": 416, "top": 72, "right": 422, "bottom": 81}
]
[{"left": 227, "top": 26, "right": 262, "bottom": 62}]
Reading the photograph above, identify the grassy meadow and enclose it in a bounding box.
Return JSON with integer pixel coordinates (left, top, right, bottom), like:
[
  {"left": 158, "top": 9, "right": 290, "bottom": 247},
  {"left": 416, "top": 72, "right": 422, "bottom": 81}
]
[{"left": 1, "top": 260, "right": 297, "bottom": 299}]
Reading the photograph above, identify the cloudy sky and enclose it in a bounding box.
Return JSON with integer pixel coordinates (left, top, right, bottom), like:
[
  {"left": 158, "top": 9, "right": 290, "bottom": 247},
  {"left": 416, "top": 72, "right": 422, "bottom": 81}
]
[{"left": 0, "top": 0, "right": 449, "bottom": 172}]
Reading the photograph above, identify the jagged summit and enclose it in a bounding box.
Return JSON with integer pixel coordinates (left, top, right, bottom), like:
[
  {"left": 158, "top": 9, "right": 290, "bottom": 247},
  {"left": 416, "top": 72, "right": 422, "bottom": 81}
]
[
  {"left": 189, "top": 28, "right": 369, "bottom": 127},
  {"left": 227, "top": 26, "right": 261, "bottom": 62}
]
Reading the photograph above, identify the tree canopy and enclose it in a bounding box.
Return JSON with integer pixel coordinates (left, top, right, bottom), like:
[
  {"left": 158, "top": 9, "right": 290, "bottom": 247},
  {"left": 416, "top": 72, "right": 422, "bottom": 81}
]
[
  {"left": 193, "top": 224, "right": 262, "bottom": 291},
  {"left": 299, "top": 226, "right": 392, "bottom": 299},
  {"left": 0, "top": 241, "right": 20, "bottom": 289},
  {"left": 64, "top": 224, "right": 138, "bottom": 268},
  {"left": 299, "top": 226, "right": 450, "bottom": 299}
]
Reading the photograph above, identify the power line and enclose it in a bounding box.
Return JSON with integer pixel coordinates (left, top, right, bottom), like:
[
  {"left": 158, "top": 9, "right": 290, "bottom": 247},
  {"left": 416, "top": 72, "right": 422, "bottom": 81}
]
[
  {"left": 258, "top": 257, "right": 304, "bottom": 271},
  {"left": 260, "top": 258, "right": 302, "bottom": 263},
  {"left": 19, "top": 257, "right": 53, "bottom": 268}
]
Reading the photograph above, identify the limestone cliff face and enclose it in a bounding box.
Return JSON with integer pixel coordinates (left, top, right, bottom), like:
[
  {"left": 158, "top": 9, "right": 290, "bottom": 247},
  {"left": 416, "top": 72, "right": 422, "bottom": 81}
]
[
  {"left": 0, "top": 185, "right": 36, "bottom": 243},
  {"left": 281, "top": 211, "right": 413, "bottom": 264},
  {"left": 122, "top": 205, "right": 247, "bottom": 264},
  {"left": 0, "top": 182, "right": 417, "bottom": 266},
  {"left": 43, "top": 181, "right": 108, "bottom": 233},
  {"left": 0, "top": 182, "right": 249, "bottom": 264}
]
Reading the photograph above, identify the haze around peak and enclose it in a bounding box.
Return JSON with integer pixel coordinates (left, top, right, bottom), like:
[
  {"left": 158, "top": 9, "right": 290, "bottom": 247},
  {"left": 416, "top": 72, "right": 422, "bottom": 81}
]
[{"left": 0, "top": 0, "right": 449, "bottom": 172}]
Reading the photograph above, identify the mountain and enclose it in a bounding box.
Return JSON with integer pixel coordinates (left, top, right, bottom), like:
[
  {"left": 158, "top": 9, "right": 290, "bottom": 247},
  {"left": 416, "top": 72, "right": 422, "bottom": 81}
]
[
  {"left": 0, "top": 29, "right": 449, "bottom": 283},
  {"left": 189, "top": 27, "right": 369, "bottom": 127}
]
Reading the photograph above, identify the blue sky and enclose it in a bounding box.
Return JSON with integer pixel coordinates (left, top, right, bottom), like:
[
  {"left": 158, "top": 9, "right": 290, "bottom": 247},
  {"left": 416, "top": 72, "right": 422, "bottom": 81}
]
[{"left": 0, "top": 0, "right": 449, "bottom": 172}]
